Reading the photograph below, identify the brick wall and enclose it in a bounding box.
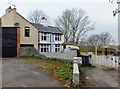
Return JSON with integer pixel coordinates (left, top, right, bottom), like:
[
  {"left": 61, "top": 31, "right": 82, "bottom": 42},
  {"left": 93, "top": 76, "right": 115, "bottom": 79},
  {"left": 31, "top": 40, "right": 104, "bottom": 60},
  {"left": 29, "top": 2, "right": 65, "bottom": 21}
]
[
  {"left": 20, "top": 47, "right": 45, "bottom": 57},
  {"left": 17, "top": 28, "right": 20, "bottom": 57}
]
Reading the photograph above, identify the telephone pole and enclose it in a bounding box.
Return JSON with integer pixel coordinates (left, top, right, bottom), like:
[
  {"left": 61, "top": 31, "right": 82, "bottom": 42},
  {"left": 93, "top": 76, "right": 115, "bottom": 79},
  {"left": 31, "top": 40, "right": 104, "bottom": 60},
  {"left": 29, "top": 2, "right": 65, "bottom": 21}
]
[{"left": 118, "top": 1, "right": 120, "bottom": 46}]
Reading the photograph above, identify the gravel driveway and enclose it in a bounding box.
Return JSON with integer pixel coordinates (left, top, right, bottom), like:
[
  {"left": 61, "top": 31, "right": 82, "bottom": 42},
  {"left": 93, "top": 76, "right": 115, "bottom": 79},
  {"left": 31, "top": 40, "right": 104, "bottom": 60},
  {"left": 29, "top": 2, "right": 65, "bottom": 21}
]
[
  {"left": 2, "top": 58, "right": 62, "bottom": 87},
  {"left": 85, "top": 66, "right": 118, "bottom": 87}
]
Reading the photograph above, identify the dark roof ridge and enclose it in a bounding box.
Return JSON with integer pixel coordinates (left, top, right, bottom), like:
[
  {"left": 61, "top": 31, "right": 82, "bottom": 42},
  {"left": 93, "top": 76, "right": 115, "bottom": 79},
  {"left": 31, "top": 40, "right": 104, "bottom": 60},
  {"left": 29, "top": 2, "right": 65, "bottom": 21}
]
[
  {"left": 47, "top": 25, "right": 63, "bottom": 33},
  {"left": 31, "top": 23, "right": 63, "bottom": 34}
]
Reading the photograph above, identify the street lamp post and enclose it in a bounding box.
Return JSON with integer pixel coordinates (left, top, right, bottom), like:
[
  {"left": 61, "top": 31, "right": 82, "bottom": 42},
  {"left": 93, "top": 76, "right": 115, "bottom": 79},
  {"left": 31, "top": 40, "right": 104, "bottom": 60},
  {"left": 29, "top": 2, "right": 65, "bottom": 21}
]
[
  {"left": 109, "top": 0, "right": 120, "bottom": 51},
  {"left": 118, "top": 1, "right": 120, "bottom": 46}
]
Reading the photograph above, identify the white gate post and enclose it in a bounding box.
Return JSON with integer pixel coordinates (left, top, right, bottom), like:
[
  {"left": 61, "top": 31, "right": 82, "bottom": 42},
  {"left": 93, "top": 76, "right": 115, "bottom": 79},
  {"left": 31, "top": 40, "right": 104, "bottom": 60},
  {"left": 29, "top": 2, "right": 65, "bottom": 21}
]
[
  {"left": 73, "top": 57, "right": 79, "bottom": 86},
  {"left": 112, "top": 57, "right": 116, "bottom": 68}
]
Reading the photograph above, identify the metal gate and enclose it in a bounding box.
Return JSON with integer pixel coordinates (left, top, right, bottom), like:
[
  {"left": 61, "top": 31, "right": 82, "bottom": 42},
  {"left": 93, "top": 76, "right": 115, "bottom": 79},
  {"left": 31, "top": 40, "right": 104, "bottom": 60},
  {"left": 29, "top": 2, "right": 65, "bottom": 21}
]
[{"left": 0, "top": 27, "right": 17, "bottom": 57}]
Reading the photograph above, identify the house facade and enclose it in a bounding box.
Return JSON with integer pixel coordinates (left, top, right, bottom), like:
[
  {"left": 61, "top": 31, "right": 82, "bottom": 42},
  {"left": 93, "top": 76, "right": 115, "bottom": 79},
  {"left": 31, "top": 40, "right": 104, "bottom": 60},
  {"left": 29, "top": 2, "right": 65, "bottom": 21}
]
[
  {"left": 1, "top": 6, "right": 38, "bottom": 50},
  {"left": 32, "top": 23, "right": 63, "bottom": 53},
  {"left": 1, "top": 6, "right": 64, "bottom": 53}
]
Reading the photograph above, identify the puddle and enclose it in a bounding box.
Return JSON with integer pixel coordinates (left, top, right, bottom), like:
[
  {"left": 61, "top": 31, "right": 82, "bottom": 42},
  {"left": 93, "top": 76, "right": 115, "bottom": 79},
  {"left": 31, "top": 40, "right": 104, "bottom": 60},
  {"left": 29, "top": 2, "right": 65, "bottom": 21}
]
[{"left": 32, "top": 71, "right": 40, "bottom": 75}]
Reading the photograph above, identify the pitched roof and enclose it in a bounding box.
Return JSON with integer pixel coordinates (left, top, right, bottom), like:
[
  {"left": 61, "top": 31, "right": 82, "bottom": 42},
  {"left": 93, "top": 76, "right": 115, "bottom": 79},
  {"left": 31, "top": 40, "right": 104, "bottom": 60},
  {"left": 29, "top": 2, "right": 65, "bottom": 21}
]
[
  {"left": 1, "top": 7, "right": 38, "bottom": 30},
  {"left": 32, "top": 23, "right": 63, "bottom": 34}
]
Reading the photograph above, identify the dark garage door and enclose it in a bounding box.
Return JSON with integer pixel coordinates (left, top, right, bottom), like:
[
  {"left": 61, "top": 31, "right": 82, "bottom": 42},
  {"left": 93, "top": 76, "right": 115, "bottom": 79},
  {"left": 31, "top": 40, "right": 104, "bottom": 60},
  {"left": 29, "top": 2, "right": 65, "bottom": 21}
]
[{"left": 0, "top": 27, "right": 17, "bottom": 57}]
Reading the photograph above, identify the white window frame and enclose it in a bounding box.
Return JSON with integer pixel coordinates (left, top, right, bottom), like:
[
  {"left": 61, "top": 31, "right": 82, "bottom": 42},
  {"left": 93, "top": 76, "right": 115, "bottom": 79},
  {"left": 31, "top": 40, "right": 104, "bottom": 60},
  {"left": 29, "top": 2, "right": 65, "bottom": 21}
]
[
  {"left": 52, "top": 34, "right": 55, "bottom": 42},
  {"left": 41, "top": 32, "right": 50, "bottom": 41},
  {"left": 55, "top": 45, "right": 60, "bottom": 52},
  {"left": 40, "top": 44, "right": 50, "bottom": 52},
  {"left": 55, "top": 34, "right": 61, "bottom": 41},
  {"left": 25, "top": 26, "right": 30, "bottom": 37}
]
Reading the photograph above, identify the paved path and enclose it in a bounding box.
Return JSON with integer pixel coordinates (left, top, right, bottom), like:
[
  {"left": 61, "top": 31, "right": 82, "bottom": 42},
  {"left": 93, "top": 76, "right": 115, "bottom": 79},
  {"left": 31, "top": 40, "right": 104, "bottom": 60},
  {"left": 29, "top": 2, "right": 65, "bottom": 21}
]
[
  {"left": 85, "top": 66, "right": 118, "bottom": 87},
  {"left": 2, "top": 58, "right": 62, "bottom": 87}
]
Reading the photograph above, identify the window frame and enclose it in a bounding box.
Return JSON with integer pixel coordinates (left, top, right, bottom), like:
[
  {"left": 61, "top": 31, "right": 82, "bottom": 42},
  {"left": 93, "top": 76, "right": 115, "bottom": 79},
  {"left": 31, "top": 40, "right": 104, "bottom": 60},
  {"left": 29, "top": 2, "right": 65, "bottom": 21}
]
[
  {"left": 41, "top": 32, "right": 50, "bottom": 41},
  {"left": 54, "top": 34, "right": 61, "bottom": 41},
  {"left": 25, "top": 26, "right": 30, "bottom": 37},
  {"left": 55, "top": 45, "right": 60, "bottom": 52},
  {"left": 40, "top": 44, "right": 50, "bottom": 52}
]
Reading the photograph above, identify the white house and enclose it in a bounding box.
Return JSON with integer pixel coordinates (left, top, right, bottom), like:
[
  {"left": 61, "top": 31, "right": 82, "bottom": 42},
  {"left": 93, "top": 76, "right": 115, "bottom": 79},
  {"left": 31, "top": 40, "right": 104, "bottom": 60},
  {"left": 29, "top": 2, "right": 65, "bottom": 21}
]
[{"left": 32, "top": 23, "right": 64, "bottom": 53}]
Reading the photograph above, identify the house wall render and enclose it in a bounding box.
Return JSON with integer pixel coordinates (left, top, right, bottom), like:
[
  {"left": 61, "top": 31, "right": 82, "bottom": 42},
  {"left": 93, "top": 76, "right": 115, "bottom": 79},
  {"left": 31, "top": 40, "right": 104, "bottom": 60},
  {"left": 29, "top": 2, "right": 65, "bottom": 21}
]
[{"left": 1, "top": 7, "right": 38, "bottom": 50}]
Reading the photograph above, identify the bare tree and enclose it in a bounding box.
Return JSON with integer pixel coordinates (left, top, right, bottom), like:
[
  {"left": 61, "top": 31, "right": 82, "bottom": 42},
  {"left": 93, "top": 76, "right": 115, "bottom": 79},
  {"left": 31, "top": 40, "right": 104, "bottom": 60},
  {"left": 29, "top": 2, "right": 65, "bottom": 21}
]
[
  {"left": 55, "top": 8, "right": 95, "bottom": 45},
  {"left": 86, "top": 32, "right": 114, "bottom": 46},
  {"left": 86, "top": 34, "right": 100, "bottom": 46},
  {"left": 55, "top": 9, "right": 72, "bottom": 43},
  {"left": 28, "top": 10, "right": 47, "bottom": 24},
  {"left": 99, "top": 32, "right": 113, "bottom": 45}
]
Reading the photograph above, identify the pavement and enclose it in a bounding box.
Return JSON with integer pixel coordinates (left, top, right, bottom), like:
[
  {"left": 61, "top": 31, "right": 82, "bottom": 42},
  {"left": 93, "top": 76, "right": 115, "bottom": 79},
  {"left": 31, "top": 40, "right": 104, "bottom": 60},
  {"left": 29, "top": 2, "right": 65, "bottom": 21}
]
[
  {"left": 85, "top": 66, "right": 118, "bottom": 87},
  {"left": 2, "top": 58, "right": 62, "bottom": 87}
]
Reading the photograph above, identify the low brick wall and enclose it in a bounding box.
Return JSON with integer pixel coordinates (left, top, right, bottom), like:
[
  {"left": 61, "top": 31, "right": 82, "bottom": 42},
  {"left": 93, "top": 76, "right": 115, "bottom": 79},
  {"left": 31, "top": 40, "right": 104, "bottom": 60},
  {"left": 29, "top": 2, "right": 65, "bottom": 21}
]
[
  {"left": 17, "top": 28, "right": 20, "bottom": 57},
  {"left": 20, "top": 47, "right": 45, "bottom": 57}
]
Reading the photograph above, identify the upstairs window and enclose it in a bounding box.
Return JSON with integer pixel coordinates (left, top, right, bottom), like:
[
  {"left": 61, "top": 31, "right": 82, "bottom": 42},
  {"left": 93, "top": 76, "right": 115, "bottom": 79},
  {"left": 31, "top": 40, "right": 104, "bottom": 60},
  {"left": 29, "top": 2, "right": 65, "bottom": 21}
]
[
  {"left": 55, "top": 34, "right": 58, "bottom": 41},
  {"left": 25, "top": 26, "right": 30, "bottom": 37},
  {"left": 41, "top": 32, "right": 49, "bottom": 41},
  {"left": 55, "top": 34, "right": 61, "bottom": 41}
]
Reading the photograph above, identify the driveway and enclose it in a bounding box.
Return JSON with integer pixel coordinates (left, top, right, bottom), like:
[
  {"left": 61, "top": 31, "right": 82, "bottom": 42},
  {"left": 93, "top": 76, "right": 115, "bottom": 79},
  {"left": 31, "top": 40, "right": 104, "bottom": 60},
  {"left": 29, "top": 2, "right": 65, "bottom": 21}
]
[
  {"left": 2, "top": 58, "right": 62, "bottom": 87},
  {"left": 85, "top": 66, "right": 118, "bottom": 87}
]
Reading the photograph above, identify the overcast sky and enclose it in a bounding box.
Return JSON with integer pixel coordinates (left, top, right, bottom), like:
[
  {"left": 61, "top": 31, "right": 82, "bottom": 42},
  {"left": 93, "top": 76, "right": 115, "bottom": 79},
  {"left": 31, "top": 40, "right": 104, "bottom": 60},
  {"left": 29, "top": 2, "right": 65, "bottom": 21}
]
[{"left": 0, "top": 0, "right": 118, "bottom": 44}]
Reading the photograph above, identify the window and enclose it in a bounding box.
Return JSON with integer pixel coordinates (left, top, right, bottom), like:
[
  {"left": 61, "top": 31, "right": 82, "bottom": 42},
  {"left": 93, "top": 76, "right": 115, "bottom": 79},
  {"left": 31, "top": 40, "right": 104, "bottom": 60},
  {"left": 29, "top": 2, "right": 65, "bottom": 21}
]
[
  {"left": 59, "top": 35, "right": 61, "bottom": 41},
  {"left": 52, "top": 34, "right": 54, "bottom": 42},
  {"left": 25, "top": 26, "right": 30, "bottom": 37},
  {"left": 55, "top": 45, "right": 60, "bottom": 52},
  {"left": 41, "top": 44, "right": 50, "bottom": 52},
  {"left": 55, "top": 34, "right": 58, "bottom": 41},
  {"left": 41, "top": 32, "right": 49, "bottom": 41},
  {"left": 55, "top": 34, "right": 61, "bottom": 41}
]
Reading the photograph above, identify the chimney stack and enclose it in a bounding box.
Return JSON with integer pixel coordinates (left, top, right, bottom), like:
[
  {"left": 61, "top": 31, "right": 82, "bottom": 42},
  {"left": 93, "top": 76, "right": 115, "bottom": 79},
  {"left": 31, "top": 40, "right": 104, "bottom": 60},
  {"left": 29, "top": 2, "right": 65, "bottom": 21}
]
[
  {"left": 13, "top": 7, "right": 17, "bottom": 12},
  {"left": 5, "top": 6, "right": 12, "bottom": 14},
  {"left": 5, "top": 6, "right": 17, "bottom": 14},
  {"left": 41, "top": 17, "right": 48, "bottom": 26}
]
